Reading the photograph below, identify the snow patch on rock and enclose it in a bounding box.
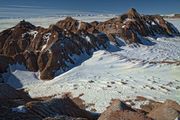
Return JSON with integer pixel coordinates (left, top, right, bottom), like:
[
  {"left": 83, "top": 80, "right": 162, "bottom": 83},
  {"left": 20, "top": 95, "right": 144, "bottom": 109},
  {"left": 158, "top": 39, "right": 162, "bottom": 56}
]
[
  {"left": 85, "top": 36, "right": 91, "bottom": 43},
  {"left": 43, "top": 33, "right": 51, "bottom": 43},
  {"left": 12, "top": 105, "right": 27, "bottom": 113},
  {"left": 123, "top": 18, "right": 135, "bottom": 24}
]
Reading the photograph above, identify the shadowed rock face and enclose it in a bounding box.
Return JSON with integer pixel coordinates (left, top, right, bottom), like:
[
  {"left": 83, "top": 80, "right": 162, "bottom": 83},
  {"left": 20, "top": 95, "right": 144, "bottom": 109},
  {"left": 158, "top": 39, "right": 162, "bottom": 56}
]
[
  {"left": 0, "top": 55, "right": 14, "bottom": 73},
  {"left": 26, "top": 97, "right": 97, "bottom": 120},
  {"left": 0, "top": 83, "right": 31, "bottom": 100},
  {"left": 0, "top": 8, "right": 179, "bottom": 80}
]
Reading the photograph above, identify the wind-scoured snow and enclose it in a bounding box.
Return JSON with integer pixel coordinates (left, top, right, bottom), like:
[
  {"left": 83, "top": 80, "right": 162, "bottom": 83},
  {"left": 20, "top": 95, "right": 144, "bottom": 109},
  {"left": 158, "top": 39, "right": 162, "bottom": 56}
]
[
  {"left": 120, "top": 37, "right": 180, "bottom": 62},
  {"left": 24, "top": 48, "right": 180, "bottom": 112},
  {"left": 2, "top": 64, "right": 40, "bottom": 88},
  {"left": 166, "top": 19, "right": 180, "bottom": 31},
  {"left": 2, "top": 17, "right": 180, "bottom": 112}
]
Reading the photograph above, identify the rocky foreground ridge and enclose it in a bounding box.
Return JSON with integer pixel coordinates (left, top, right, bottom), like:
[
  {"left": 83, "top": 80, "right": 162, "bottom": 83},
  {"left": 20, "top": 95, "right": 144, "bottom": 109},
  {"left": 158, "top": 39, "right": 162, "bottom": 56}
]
[
  {"left": 0, "top": 83, "right": 180, "bottom": 120},
  {"left": 0, "top": 8, "right": 180, "bottom": 80}
]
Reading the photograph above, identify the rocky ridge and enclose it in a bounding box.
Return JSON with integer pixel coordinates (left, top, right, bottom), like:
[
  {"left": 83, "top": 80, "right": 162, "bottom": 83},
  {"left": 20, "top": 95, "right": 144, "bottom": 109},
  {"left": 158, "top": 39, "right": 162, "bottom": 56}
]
[
  {"left": 0, "top": 83, "right": 179, "bottom": 120},
  {"left": 0, "top": 8, "right": 179, "bottom": 80}
]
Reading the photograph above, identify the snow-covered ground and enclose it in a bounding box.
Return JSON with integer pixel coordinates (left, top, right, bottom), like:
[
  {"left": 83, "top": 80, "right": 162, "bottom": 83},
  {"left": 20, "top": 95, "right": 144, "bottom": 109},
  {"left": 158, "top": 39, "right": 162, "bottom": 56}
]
[
  {"left": 2, "top": 17, "right": 180, "bottom": 112},
  {"left": 166, "top": 19, "right": 180, "bottom": 31}
]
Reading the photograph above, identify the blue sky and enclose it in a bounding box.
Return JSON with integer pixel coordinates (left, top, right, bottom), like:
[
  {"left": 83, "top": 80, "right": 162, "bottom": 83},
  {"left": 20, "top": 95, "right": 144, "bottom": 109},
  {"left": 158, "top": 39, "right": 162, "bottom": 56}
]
[{"left": 0, "top": 0, "right": 179, "bottom": 17}]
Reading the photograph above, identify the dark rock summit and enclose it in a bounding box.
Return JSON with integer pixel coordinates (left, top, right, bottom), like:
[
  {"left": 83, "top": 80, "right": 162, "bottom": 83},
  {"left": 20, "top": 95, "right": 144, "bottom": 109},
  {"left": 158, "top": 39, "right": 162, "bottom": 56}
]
[{"left": 0, "top": 8, "right": 179, "bottom": 80}]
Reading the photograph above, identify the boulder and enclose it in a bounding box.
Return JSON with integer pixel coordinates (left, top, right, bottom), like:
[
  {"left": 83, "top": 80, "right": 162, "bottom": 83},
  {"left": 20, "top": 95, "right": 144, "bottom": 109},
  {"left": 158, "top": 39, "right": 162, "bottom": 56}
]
[
  {"left": 148, "top": 100, "right": 180, "bottom": 120},
  {"left": 98, "top": 99, "right": 152, "bottom": 120}
]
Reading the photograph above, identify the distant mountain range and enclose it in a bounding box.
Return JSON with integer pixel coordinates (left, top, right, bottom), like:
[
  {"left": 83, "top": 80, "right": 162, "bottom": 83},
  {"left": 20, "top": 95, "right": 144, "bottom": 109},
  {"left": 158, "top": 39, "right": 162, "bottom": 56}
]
[{"left": 161, "top": 14, "right": 180, "bottom": 18}]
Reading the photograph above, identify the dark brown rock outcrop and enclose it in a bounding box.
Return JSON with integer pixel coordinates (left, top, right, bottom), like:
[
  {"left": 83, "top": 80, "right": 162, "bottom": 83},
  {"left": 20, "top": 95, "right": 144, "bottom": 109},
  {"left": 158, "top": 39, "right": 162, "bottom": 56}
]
[
  {"left": 98, "top": 99, "right": 152, "bottom": 120},
  {"left": 94, "top": 8, "right": 179, "bottom": 45},
  {"left": 25, "top": 97, "right": 97, "bottom": 120},
  {"left": 148, "top": 100, "right": 180, "bottom": 120},
  {"left": 56, "top": 17, "right": 92, "bottom": 33},
  {"left": 0, "top": 8, "right": 179, "bottom": 80}
]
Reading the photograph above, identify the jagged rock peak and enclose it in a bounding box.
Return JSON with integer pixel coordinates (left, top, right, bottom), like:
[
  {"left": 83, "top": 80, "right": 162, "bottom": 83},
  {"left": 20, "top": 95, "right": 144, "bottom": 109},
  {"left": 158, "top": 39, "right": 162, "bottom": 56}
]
[
  {"left": 128, "top": 8, "right": 138, "bottom": 13},
  {"left": 127, "top": 8, "right": 140, "bottom": 18},
  {"left": 64, "top": 16, "right": 77, "bottom": 21},
  {"left": 48, "top": 24, "right": 63, "bottom": 32},
  {"left": 15, "top": 20, "right": 36, "bottom": 29},
  {"left": 98, "top": 99, "right": 152, "bottom": 120}
]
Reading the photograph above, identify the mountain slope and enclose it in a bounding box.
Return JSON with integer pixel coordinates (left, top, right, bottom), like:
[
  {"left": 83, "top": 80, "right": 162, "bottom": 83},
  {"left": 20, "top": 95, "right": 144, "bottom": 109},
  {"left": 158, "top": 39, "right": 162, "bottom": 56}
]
[{"left": 0, "top": 8, "right": 179, "bottom": 80}]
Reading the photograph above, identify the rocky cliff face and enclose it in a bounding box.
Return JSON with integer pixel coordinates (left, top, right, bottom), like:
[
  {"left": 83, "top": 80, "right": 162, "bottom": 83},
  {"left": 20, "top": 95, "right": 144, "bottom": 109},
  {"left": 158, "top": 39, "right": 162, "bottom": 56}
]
[
  {"left": 0, "top": 8, "right": 179, "bottom": 80},
  {"left": 0, "top": 20, "right": 109, "bottom": 80}
]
